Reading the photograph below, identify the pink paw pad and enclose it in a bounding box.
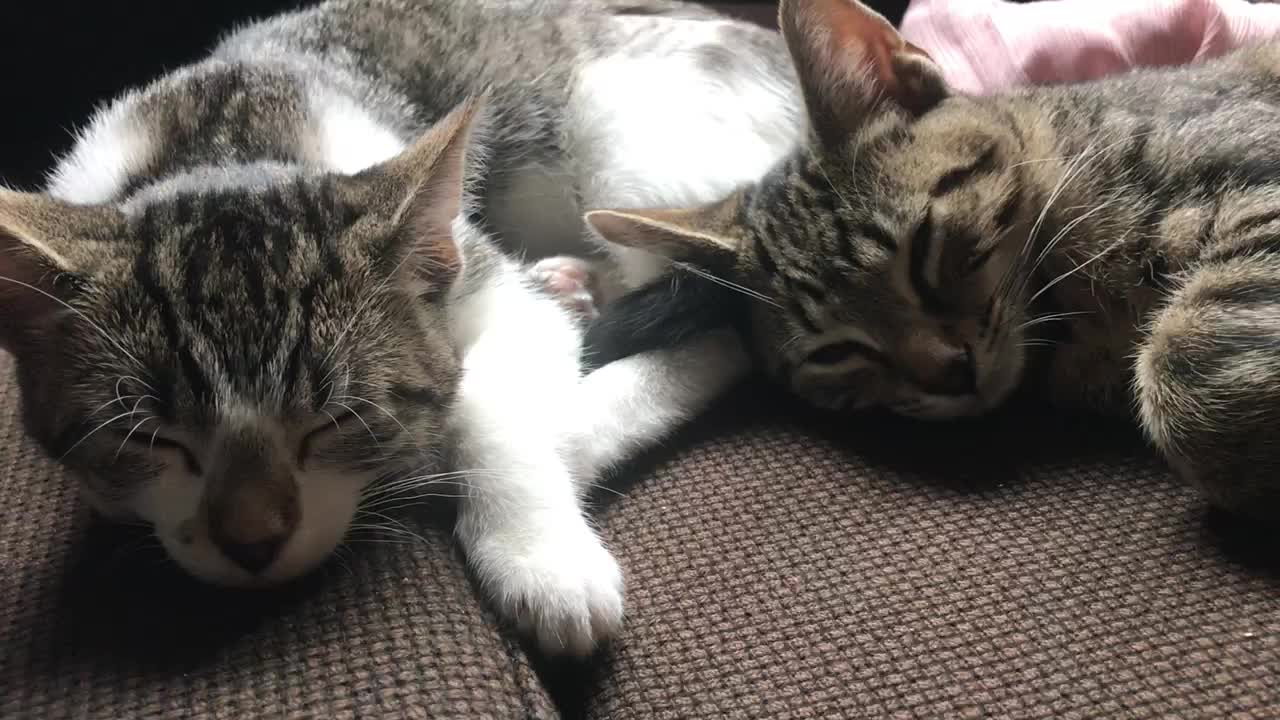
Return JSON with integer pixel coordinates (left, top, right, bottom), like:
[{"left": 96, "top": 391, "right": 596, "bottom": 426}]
[{"left": 527, "top": 256, "right": 601, "bottom": 323}]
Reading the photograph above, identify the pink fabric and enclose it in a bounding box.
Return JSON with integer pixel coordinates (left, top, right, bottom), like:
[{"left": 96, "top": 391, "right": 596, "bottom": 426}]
[{"left": 900, "top": 0, "right": 1280, "bottom": 95}]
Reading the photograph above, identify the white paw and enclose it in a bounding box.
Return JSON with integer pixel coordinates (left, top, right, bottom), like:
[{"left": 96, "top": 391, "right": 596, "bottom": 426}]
[
  {"left": 526, "top": 255, "right": 601, "bottom": 324},
  {"left": 481, "top": 525, "right": 625, "bottom": 657}
]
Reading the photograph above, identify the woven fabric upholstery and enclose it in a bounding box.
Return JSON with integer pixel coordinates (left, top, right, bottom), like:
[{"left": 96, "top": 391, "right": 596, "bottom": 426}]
[
  {"left": 0, "top": 354, "right": 558, "bottom": 720},
  {"left": 3, "top": 6, "right": 1278, "bottom": 718},
  {"left": 579, "top": 389, "right": 1280, "bottom": 719}
]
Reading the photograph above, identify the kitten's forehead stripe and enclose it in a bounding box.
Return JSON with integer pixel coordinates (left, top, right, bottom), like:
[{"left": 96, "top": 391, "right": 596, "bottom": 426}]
[
  {"left": 931, "top": 144, "right": 998, "bottom": 197},
  {"left": 133, "top": 216, "right": 215, "bottom": 411},
  {"left": 753, "top": 234, "right": 781, "bottom": 278}
]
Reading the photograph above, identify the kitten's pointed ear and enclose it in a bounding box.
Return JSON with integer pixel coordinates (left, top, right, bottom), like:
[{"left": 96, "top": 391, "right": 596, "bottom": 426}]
[
  {"left": 0, "top": 189, "right": 119, "bottom": 352},
  {"left": 778, "top": 0, "right": 948, "bottom": 148},
  {"left": 585, "top": 193, "right": 745, "bottom": 267},
  {"left": 363, "top": 97, "right": 485, "bottom": 288}
]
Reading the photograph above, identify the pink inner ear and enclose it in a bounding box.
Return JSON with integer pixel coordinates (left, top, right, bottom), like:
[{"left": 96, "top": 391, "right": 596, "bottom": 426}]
[
  {"left": 816, "top": 0, "right": 910, "bottom": 98},
  {"left": 904, "top": 40, "right": 934, "bottom": 63},
  {"left": 402, "top": 175, "right": 464, "bottom": 287}
]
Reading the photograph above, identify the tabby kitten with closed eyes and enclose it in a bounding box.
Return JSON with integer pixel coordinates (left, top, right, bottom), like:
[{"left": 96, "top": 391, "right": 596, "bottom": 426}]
[
  {"left": 587, "top": 0, "right": 1280, "bottom": 519},
  {"left": 0, "top": 0, "right": 804, "bottom": 656}
]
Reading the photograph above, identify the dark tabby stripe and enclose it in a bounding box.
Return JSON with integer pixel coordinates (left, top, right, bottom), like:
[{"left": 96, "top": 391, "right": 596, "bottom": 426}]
[
  {"left": 931, "top": 145, "right": 998, "bottom": 197},
  {"left": 134, "top": 211, "right": 215, "bottom": 409},
  {"left": 854, "top": 221, "right": 897, "bottom": 254},
  {"left": 755, "top": 234, "right": 781, "bottom": 278},
  {"left": 1228, "top": 207, "right": 1280, "bottom": 240},
  {"left": 391, "top": 383, "right": 444, "bottom": 407},
  {"left": 908, "top": 210, "right": 946, "bottom": 312}
]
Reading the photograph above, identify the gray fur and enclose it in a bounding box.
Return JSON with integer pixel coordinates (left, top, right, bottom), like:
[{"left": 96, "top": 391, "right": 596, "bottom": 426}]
[
  {"left": 592, "top": 0, "right": 1280, "bottom": 520},
  {"left": 0, "top": 0, "right": 797, "bottom": 587}
]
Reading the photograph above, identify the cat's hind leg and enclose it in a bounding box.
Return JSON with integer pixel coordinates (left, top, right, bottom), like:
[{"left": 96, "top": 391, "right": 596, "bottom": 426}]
[{"left": 1135, "top": 253, "right": 1280, "bottom": 519}]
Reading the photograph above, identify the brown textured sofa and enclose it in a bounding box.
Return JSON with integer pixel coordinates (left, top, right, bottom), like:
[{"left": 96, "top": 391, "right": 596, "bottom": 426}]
[
  {"left": 3, "top": 3, "right": 1279, "bottom": 719},
  {"left": 5, "top": 362, "right": 1280, "bottom": 718}
]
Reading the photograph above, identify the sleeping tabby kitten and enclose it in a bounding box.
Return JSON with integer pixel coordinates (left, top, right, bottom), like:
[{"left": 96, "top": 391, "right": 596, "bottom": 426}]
[
  {"left": 0, "top": 0, "right": 802, "bottom": 654},
  {"left": 587, "top": 0, "right": 1280, "bottom": 518}
]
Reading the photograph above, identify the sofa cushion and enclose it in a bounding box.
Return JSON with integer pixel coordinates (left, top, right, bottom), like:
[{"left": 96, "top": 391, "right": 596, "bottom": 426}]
[
  {"left": 0, "top": 355, "right": 557, "bottom": 720},
  {"left": 578, "top": 388, "right": 1280, "bottom": 718}
]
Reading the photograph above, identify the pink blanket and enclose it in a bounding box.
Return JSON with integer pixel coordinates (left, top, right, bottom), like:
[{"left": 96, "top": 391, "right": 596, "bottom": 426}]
[{"left": 900, "top": 0, "right": 1280, "bottom": 94}]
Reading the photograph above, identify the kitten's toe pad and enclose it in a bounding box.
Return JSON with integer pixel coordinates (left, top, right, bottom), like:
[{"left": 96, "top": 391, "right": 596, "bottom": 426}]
[
  {"left": 528, "top": 256, "right": 601, "bottom": 322},
  {"left": 483, "top": 524, "right": 624, "bottom": 657}
]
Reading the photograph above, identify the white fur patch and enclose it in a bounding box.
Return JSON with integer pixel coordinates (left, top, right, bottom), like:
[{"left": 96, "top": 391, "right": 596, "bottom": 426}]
[
  {"left": 569, "top": 18, "right": 803, "bottom": 287},
  {"left": 446, "top": 221, "right": 625, "bottom": 655},
  {"left": 308, "top": 93, "right": 406, "bottom": 174},
  {"left": 138, "top": 427, "right": 370, "bottom": 587},
  {"left": 47, "top": 98, "right": 153, "bottom": 204},
  {"left": 568, "top": 329, "right": 751, "bottom": 478}
]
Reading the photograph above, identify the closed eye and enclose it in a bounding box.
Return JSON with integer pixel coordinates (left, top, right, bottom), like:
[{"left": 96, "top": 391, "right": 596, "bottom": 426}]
[
  {"left": 299, "top": 411, "right": 356, "bottom": 465},
  {"left": 805, "top": 340, "right": 884, "bottom": 366},
  {"left": 964, "top": 244, "right": 998, "bottom": 275},
  {"left": 124, "top": 433, "right": 202, "bottom": 475}
]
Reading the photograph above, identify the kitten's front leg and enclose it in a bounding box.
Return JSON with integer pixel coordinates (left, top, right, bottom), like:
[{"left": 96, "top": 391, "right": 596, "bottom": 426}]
[
  {"left": 525, "top": 256, "right": 752, "bottom": 477},
  {"left": 449, "top": 278, "right": 623, "bottom": 656},
  {"left": 570, "top": 329, "right": 751, "bottom": 479},
  {"left": 1135, "top": 255, "right": 1280, "bottom": 519}
]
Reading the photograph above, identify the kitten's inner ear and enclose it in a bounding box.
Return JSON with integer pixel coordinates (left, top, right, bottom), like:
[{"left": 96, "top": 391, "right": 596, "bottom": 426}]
[
  {"left": 0, "top": 190, "right": 120, "bottom": 352},
  {"left": 585, "top": 193, "right": 745, "bottom": 267},
  {"left": 778, "top": 0, "right": 948, "bottom": 148},
  {"left": 361, "top": 97, "right": 484, "bottom": 289}
]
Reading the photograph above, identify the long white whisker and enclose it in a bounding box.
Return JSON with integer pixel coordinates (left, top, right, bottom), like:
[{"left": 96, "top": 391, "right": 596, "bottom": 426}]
[
  {"left": 87, "top": 393, "right": 141, "bottom": 421},
  {"left": 1022, "top": 141, "right": 1098, "bottom": 263},
  {"left": 114, "top": 415, "right": 157, "bottom": 460},
  {"left": 352, "top": 510, "right": 431, "bottom": 547},
  {"left": 336, "top": 395, "right": 408, "bottom": 437},
  {"left": 117, "top": 375, "right": 157, "bottom": 394},
  {"left": 0, "top": 274, "right": 145, "bottom": 371},
  {"left": 361, "top": 477, "right": 480, "bottom": 499},
  {"left": 360, "top": 474, "right": 489, "bottom": 502},
  {"left": 673, "top": 262, "right": 781, "bottom": 309},
  {"left": 1027, "top": 237, "right": 1127, "bottom": 307},
  {"left": 60, "top": 409, "right": 140, "bottom": 460},
  {"left": 1016, "top": 310, "right": 1093, "bottom": 331},
  {"left": 330, "top": 402, "right": 380, "bottom": 448},
  {"left": 1001, "top": 134, "right": 1153, "bottom": 305},
  {"left": 580, "top": 480, "right": 624, "bottom": 498},
  {"left": 362, "top": 495, "right": 469, "bottom": 513},
  {"left": 1028, "top": 198, "right": 1117, "bottom": 277}
]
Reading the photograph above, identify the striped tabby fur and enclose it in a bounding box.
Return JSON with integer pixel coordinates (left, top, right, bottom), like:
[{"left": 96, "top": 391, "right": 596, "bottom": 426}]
[
  {"left": 588, "top": 0, "right": 1280, "bottom": 519},
  {"left": 0, "top": 0, "right": 806, "bottom": 655}
]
